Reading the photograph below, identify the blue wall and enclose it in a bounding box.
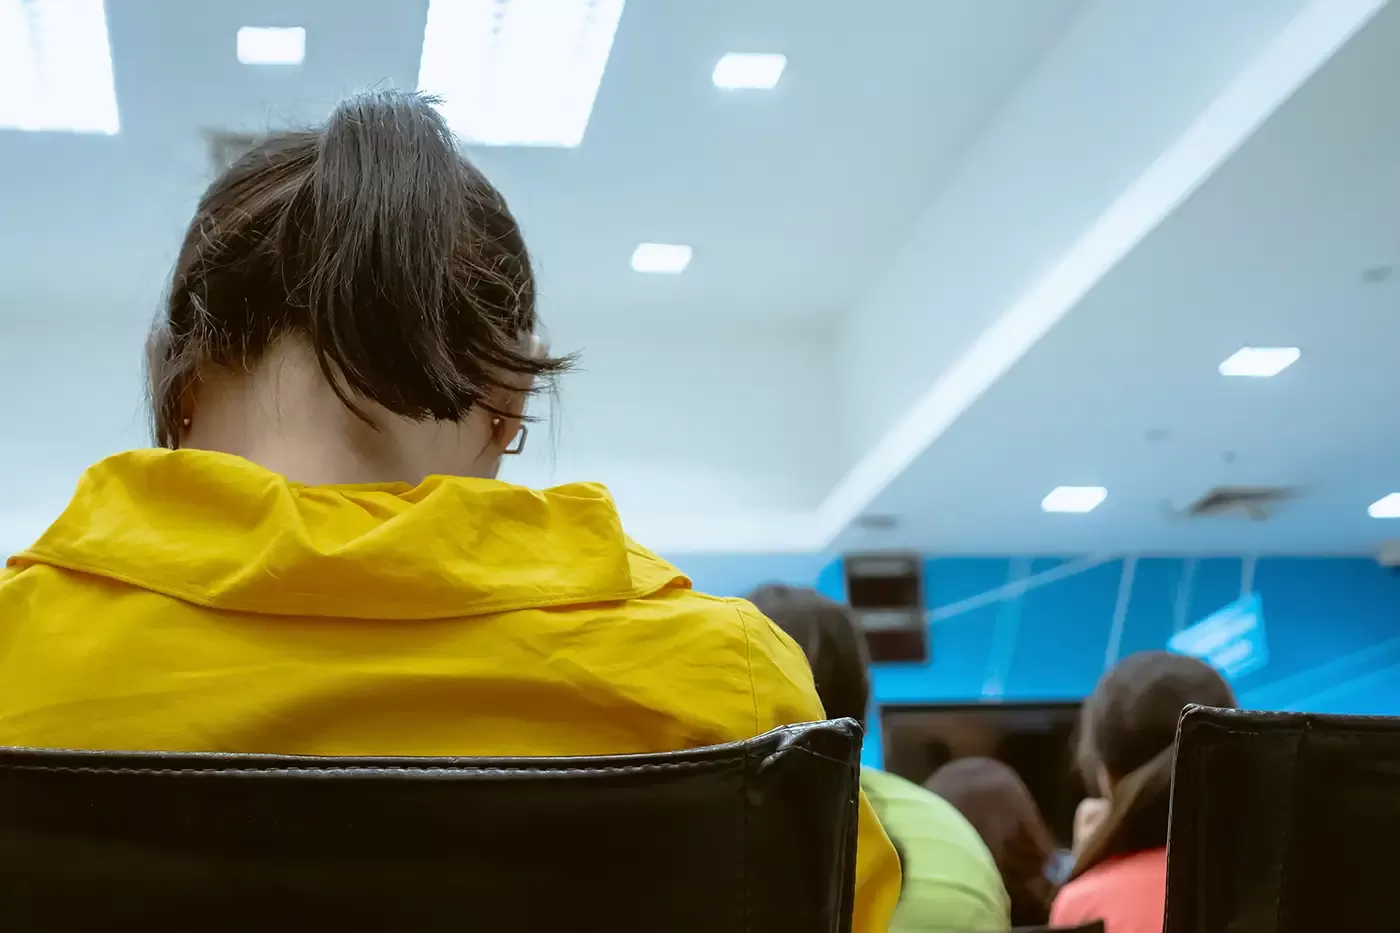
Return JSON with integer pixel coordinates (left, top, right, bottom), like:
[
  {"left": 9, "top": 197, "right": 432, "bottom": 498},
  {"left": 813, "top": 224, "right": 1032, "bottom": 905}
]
[{"left": 815, "top": 556, "right": 1400, "bottom": 767}]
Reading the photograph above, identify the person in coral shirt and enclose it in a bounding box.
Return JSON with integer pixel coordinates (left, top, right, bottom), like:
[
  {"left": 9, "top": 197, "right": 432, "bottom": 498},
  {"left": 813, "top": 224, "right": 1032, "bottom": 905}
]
[{"left": 1051, "top": 652, "right": 1235, "bottom": 933}]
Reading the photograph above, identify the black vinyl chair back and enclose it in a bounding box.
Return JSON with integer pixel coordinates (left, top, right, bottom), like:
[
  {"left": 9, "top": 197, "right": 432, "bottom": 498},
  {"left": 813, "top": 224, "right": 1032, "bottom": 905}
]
[
  {"left": 0, "top": 719, "right": 862, "bottom": 932},
  {"left": 1166, "top": 704, "right": 1400, "bottom": 933}
]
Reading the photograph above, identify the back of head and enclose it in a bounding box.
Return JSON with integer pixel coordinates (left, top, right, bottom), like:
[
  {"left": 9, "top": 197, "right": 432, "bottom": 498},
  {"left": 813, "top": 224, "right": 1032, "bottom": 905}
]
[
  {"left": 1073, "top": 651, "right": 1236, "bottom": 879},
  {"left": 747, "top": 585, "right": 869, "bottom": 728},
  {"left": 150, "top": 89, "right": 570, "bottom": 464},
  {"left": 927, "top": 757, "right": 1057, "bottom": 926}
]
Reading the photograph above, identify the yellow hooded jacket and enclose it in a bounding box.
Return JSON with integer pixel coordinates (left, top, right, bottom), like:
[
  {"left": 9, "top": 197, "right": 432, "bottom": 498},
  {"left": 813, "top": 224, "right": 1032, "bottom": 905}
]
[{"left": 0, "top": 449, "right": 898, "bottom": 931}]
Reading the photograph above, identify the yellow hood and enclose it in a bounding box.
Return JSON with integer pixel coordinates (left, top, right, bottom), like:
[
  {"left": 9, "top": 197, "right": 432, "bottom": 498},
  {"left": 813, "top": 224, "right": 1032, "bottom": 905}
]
[{"left": 12, "top": 449, "right": 688, "bottom": 619}]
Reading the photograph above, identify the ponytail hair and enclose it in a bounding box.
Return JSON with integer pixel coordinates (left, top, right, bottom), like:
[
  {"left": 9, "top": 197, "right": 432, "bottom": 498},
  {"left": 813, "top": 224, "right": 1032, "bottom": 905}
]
[
  {"left": 1069, "top": 744, "right": 1173, "bottom": 878},
  {"left": 1071, "top": 651, "right": 1235, "bottom": 880},
  {"left": 151, "top": 89, "right": 571, "bottom": 447}
]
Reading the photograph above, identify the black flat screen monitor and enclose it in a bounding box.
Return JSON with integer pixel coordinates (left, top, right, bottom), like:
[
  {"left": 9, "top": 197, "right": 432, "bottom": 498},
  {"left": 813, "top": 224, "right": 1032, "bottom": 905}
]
[{"left": 880, "top": 701, "right": 1087, "bottom": 847}]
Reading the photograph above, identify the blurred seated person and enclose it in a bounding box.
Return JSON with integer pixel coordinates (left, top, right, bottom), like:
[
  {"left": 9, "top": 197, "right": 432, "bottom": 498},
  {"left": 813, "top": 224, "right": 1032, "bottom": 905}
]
[
  {"left": 926, "top": 757, "right": 1063, "bottom": 927},
  {"left": 0, "top": 90, "right": 899, "bottom": 933},
  {"left": 750, "top": 586, "right": 1010, "bottom": 933},
  {"left": 1050, "top": 652, "right": 1235, "bottom": 933}
]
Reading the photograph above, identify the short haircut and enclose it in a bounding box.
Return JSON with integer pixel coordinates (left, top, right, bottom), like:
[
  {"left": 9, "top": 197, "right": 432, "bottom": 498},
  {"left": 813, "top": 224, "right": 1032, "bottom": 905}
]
[
  {"left": 747, "top": 585, "right": 870, "bottom": 727},
  {"left": 149, "top": 89, "right": 571, "bottom": 446}
]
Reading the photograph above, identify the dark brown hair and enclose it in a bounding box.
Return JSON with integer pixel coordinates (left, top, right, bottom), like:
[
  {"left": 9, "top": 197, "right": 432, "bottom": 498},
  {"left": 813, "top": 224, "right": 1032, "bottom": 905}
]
[
  {"left": 1072, "top": 651, "right": 1236, "bottom": 879},
  {"left": 149, "top": 89, "right": 570, "bottom": 447},
  {"left": 748, "top": 586, "right": 906, "bottom": 886},
  {"left": 747, "top": 585, "right": 870, "bottom": 728},
  {"left": 926, "top": 757, "right": 1058, "bottom": 927}
]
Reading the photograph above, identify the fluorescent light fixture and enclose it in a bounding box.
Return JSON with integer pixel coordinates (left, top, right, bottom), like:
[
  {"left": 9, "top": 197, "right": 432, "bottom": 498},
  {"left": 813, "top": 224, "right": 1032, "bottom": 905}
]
[
  {"left": 712, "top": 52, "right": 786, "bottom": 90},
  {"left": 237, "top": 26, "right": 305, "bottom": 65},
  {"left": 631, "top": 243, "right": 692, "bottom": 274},
  {"left": 0, "top": 0, "right": 119, "bottom": 134},
  {"left": 1218, "top": 346, "right": 1300, "bottom": 377},
  {"left": 417, "top": 0, "right": 625, "bottom": 147},
  {"left": 1368, "top": 494, "right": 1400, "bottom": 519},
  {"left": 1042, "top": 486, "right": 1107, "bottom": 514}
]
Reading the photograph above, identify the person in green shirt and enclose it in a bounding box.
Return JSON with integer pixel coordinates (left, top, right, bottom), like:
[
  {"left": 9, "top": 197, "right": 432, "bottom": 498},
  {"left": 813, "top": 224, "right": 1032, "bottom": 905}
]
[{"left": 748, "top": 586, "right": 1011, "bottom": 933}]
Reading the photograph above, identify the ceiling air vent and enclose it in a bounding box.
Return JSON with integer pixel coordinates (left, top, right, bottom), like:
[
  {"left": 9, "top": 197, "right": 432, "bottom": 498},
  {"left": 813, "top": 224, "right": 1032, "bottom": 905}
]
[
  {"left": 853, "top": 514, "right": 899, "bottom": 532},
  {"left": 206, "top": 130, "right": 262, "bottom": 175},
  {"left": 1183, "top": 486, "right": 1298, "bottom": 521}
]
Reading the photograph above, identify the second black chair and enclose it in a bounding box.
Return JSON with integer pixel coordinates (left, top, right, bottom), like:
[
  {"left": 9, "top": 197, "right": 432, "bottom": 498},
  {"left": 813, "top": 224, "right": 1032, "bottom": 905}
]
[{"left": 1166, "top": 704, "right": 1400, "bottom": 933}]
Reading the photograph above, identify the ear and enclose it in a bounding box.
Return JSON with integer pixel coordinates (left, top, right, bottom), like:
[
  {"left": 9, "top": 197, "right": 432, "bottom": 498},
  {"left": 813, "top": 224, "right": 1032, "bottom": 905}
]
[
  {"left": 174, "top": 386, "right": 198, "bottom": 447},
  {"left": 489, "top": 413, "right": 521, "bottom": 450},
  {"left": 485, "top": 333, "right": 546, "bottom": 449}
]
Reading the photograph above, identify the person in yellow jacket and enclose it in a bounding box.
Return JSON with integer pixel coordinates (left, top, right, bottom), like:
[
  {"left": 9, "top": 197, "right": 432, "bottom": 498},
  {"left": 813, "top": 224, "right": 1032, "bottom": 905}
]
[{"left": 0, "top": 89, "right": 897, "bottom": 931}]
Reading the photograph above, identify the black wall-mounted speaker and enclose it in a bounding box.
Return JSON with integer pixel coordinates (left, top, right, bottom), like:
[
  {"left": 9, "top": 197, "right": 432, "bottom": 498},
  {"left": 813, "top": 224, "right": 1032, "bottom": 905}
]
[{"left": 844, "top": 554, "right": 928, "bottom": 663}]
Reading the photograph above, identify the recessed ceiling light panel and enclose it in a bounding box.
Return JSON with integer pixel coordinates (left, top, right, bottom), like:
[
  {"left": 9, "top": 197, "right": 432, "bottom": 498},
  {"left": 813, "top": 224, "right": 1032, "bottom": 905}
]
[
  {"left": 712, "top": 52, "right": 786, "bottom": 90},
  {"left": 1368, "top": 494, "right": 1400, "bottom": 519},
  {"left": 1218, "top": 346, "right": 1300, "bottom": 377},
  {"left": 236, "top": 26, "right": 305, "bottom": 65},
  {"left": 631, "top": 243, "right": 692, "bottom": 274},
  {"left": 417, "top": 0, "right": 625, "bottom": 147},
  {"left": 0, "top": 0, "right": 120, "bottom": 134},
  {"left": 1042, "top": 486, "right": 1107, "bottom": 514}
]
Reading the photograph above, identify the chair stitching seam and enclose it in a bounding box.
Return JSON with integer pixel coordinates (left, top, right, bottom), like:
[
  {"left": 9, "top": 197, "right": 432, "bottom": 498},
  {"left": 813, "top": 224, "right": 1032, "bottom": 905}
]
[{"left": 0, "top": 759, "right": 738, "bottom": 779}]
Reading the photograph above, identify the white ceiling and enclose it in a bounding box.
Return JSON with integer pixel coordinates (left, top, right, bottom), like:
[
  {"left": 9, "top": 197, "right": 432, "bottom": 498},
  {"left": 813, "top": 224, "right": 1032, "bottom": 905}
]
[
  {"left": 845, "top": 0, "right": 1400, "bottom": 555},
  {"left": 0, "top": 0, "right": 1082, "bottom": 325},
  {"left": 2, "top": 0, "right": 1396, "bottom": 557}
]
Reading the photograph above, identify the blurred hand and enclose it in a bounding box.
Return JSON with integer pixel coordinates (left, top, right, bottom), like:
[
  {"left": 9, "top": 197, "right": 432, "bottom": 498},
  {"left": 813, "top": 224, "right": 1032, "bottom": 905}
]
[{"left": 1073, "top": 796, "right": 1109, "bottom": 854}]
